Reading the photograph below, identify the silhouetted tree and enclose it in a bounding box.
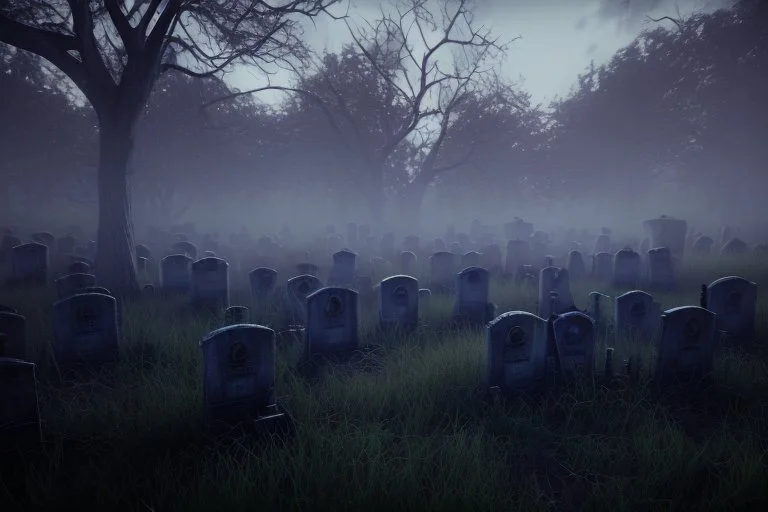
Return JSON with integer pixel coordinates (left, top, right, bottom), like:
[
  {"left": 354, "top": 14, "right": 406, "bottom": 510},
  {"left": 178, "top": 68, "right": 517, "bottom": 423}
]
[{"left": 0, "top": 0, "right": 339, "bottom": 295}]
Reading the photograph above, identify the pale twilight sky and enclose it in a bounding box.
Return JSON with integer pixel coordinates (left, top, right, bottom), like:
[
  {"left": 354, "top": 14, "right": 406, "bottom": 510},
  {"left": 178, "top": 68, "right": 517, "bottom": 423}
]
[{"left": 226, "top": 0, "right": 733, "bottom": 107}]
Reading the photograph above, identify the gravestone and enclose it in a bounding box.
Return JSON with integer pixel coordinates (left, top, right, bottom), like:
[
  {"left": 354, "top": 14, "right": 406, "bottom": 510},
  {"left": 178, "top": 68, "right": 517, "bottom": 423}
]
[
  {"left": 587, "top": 291, "right": 611, "bottom": 330},
  {"left": 200, "top": 324, "right": 280, "bottom": 427},
  {"left": 160, "top": 254, "right": 193, "bottom": 293},
  {"left": 31, "top": 231, "right": 55, "bottom": 249},
  {"left": 190, "top": 257, "right": 230, "bottom": 311},
  {"left": 706, "top": 276, "right": 757, "bottom": 340},
  {"left": 379, "top": 275, "right": 419, "bottom": 331},
  {"left": 429, "top": 251, "right": 456, "bottom": 292},
  {"left": 53, "top": 293, "right": 119, "bottom": 367},
  {"left": 461, "top": 251, "right": 481, "bottom": 268},
  {"left": 249, "top": 267, "right": 278, "bottom": 301},
  {"left": 647, "top": 247, "right": 676, "bottom": 291},
  {"left": 692, "top": 235, "right": 714, "bottom": 254},
  {"left": 418, "top": 288, "right": 431, "bottom": 313},
  {"left": 224, "top": 306, "right": 250, "bottom": 326},
  {"left": 486, "top": 311, "right": 549, "bottom": 392},
  {"left": 452, "top": 266, "right": 490, "bottom": 326},
  {"left": 614, "top": 290, "right": 659, "bottom": 341},
  {"left": 552, "top": 311, "right": 596, "bottom": 379},
  {"left": 0, "top": 312, "right": 26, "bottom": 359},
  {"left": 399, "top": 251, "right": 417, "bottom": 275},
  {"left": 538, "top": 267, "right": 574, "bottom": 318},
  {"left": 67, "top": 261, "right": 91, "bottom": 274},
  {"left": 56, "top": 273, "right": 97, "bottom": 300},
  {"left": 612, "top": 248, "right": 641, "bottom": 288},
  {"left": 656, "top": 306, "right": 716, "bottom": 383},
  {"left": 566, "top": 250, "right": 585, "bottom": 280},
  {"left": 720, "top": 237, "right": 748, "bottom": 256},
  {"left": 450, "top": 242, "right": 463, "bottom": 255},
  {"left": 593, "top": 234, "right": 611, "bottom": 254},
  {"left": 328, "top": 250, "right": 357, "bottom": 287},
  {"left": 0, "top": 358, "right": 42, "bottom": 449},
  {"left": 10, "top": 243, "right": 48, "bottom": 286},
  {"left": 136, "top": 256, "right": 148, "bottom": 273},
  {"left": 592, "top": 252, "right": 614, "bottom": 281},
  {"left": 284, "top": 274, "right": 323, "bottom": 326},
  {"left": 305, "top": 287, "right": 359, "bottom": 356},
  {"left": 643, "top": 216, "right": 688, "bottom": 258},
  {"left": 136, "top": 244, "right": 151, "bottom": 261}
]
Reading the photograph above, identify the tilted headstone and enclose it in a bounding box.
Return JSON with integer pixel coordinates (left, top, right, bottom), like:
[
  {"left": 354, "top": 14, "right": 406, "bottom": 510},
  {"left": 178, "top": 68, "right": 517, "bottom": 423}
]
[
  {"left": 612, "top": 248, "right": 641, "bottom": 288},
  {"left": 53, "top": 293, "right": 119, "bottom": 367},
  {"left": 10, "top": 243, "right": 48, "bottom": 286},
  {"left": 592, "top": 252, "right": 614, "bottom": 281},
  {"left": 538, "top": 267, "right": 574, "bottom": 318},
  {"left": 0, "top": 358, "right": 42, "bottom": 450},
  {"left": 379, "top": 275, "right": 419, "bottom": 331},
  {"left": 305, "top": 287, "right": 359, "bottom": 356},
  {"left": 552, "top": 311, "right": 596, "bottom": 378},
  {"left": 656, "top": 306, "right": 716, "bottom": 383},
  {"left": 249, "top": 267, "right": 278, "bottom": 301},
  {"left": 566, "top": 250, "right": 585, "bottom": 280},
  {"left": 486, "top": 311, "right": 549, "bottom": 392},
  {"left": 452, "top": 266, "right": 490, "bottom": 326},
  {"left": 614, "top": 290, "right": 659, "bottom": 341},
  {"left": 190, "top": 257, "right": 230, "bottom": 311},
  {"left": 55, "top": 273, "right": 97, "bottom": 300},
  {"left": 706, "top": 276, "right": 757, "bottom": 340},
  {"left": 200, "top": 324, "right": 277, "bottom": 427},
  {"left": 160, "top": 254, "right": 193, "bottom": 293},
  {"left": 0, "top": 312, "right": 26, "bottom": 359},
  {"left": 647, "top": 247, "right": 676, "bottom": 291}
]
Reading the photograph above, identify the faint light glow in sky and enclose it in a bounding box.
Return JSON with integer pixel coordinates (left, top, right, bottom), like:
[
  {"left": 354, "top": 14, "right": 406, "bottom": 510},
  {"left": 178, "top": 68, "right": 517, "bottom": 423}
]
[{"left": 227, "top": 0, "right": 733, "bottom": 106}]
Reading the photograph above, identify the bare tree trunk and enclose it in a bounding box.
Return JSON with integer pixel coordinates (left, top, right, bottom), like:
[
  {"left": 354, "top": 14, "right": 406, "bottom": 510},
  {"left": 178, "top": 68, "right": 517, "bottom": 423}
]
[{"left": 94, "top": 115, "right": 140, "bottom": 297}]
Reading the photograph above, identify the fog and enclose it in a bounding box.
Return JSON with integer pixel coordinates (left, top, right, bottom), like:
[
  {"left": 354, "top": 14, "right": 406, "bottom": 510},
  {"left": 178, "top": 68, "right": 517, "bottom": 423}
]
[{"left": 1, "top": 0, "right": 766, "bottom": 249}]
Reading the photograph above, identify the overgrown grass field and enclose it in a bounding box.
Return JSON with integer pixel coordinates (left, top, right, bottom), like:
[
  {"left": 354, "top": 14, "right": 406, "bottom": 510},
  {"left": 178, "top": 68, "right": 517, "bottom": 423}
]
[{"left": 1, "top": 255, "right": 767, "bottom": 511}]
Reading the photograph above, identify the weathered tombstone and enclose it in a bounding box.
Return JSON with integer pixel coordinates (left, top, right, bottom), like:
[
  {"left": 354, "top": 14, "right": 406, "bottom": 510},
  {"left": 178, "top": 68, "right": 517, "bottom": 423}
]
[
  {"left": 692, "top": 235, "right": 714, "bottom": 254},
  {"left": 0, "top": 312, "right": 26, "bottom": 359},
  {"left": 200, "top": 324, "right": 284, "bottom": 428},
  {"left": 0, "top": 358, "right": 42, "bottom": 450},
  {"left": 614, "top": 290, "right": 658, "bottom": 341},
  {"left": 160, "top": 254, "right": 193, "bottom": 293},
  {"left": 249, "top": 267, "right": 278, "bottom": 301},
  {"left": 224, "top": 306, "right": 250, "bottom": 326},
  {"left": 592, "top": 252, "right": 614, "bottom": 281},
  {"left": 612, "top": 248, "right": 641, "bottom": 288},
  {"left": 418, "top": 288, "right": 431, "bottom": 313},
  {"left": 379, "top": 275, "right": 419, "bottom": 331},
  {"left": 706, "top": 276, "right": 757, "bottom": 340},
  {"left": 566, "top": 250, "right": 585, "bottom": 280},
  {"left": 9, "top": 243, "right": 48, "bottom": 286},
  {"left": 552, "top": 312, "right": 596, "bottom": 379},
  {"left": 587, "top": 291, "right": 611, "bottom": 330},
  {"left": 647, "top": 247, "right": 676, "bottom": 291},
  {"left": 398, "top": 251, "right": 417, "bottom": 275},
  {"left": 643, "top": 216, "right": 688, "bottom": 258},
  {"left": 720, "top": 237, "right": 749, "bottom": 256},
  {"left": 67, "top": 261, "right": 91, "bottom": 274},
  {"left": 305, "top": 287, "right": 359, "bottom": 356},
  {"left": 328, "top": 249, "right": 357, "bottom": 287},
  {"left": 190, "top": 257, "right": 230, "bottom": 311},
  {"left": 452, "top": 266, "right": 490, "bottom": 326},
  {"left": 538, "top": 267, "right": 574, "bottom": 318},
  {"left": 284, "top": 274, "right": 323, "bottom": 326},
  {"left": 505, "top": 239, "right": 531, "bottom": 275},
  {"left": 655, "top": 306, "right": 716, "bottom": 383},
  {"left": 486, "top": 311, "right": 549, "bottom": 392},
  {"left": 296, "top": 262, "right": 319, "bottom": 277},
  {"left": 55, "top": 273, "right": 97, "bottom": 300},
  {"left": 53, "top": 293, "right": 119, "bottom": 367},
  {"left": 429, "top": 251, "right": 455, "bottom": 291}
]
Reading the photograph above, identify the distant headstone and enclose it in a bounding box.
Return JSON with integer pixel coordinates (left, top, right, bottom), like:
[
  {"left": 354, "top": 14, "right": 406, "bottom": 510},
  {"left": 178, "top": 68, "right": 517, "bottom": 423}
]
[
  {"left": 10, "top": 243, "right": 48, "bottom": 286},
  {"left": 249, "top": 267, "right": 278, "bottom": 301},
  {"left": 593, "top": 234, "right": 611, "bottom": 254},
  {"left": 305, "top": 287, "right": 359, "bottom": 356},
  {"left": 486, "top": 311, "right": 549, "bottom": 392},
  {"left": 31, "top": 231, "right": 55, "bottom": 249},
  {"left": 55, "top": 273, "right": 97, "bottom": 300},
  {"left": 67, "top": 261, "right": 91, "bottom": 274},
  {"left": 296, "top": 262, "right": 319, "bottom": 277},
  {"left": 379, "top": 275, "right": 419, "bottom": 331},
  {"left": 612, "top": 248, "right": 641, "bottom": 288},
  {"left": 328, "top": 250, "right": 356, "bottom": 287},
  {"left": 614, "top": 290, "right": 659, "bottom": 341},
  {"left": 692, "top": 235, "right": 714, "bottom": 254},
  {"left": 647, "top": 247, "right": 676, "bottom": 291},
  {"left": 706, "top": 276, "right": 757, "bottom": 340},
  {"left": 429, "top": 251, "right": 455, "bottom": 291},
  {"left": 552, "top": 311, "right": 596, "bottom": 379},
  {"left": 720, "top": 237, "right": 748, "bottom": 256},
  {"left": 566, "top": 250, "right": 585, "bottom": 280},
  {"left": 538, "top": 267, "right": 574, "bottom": 318},
  {"left": 224, "top": 306, "right": 250, "bottom": 326},
  {"left": 190, "top": 257, "right": 230, "bottom": 311},
  {"left": 643, "top": 216, "right": 688, "bottom": 258},
  {"left": 452, "top": 266, "right": 490, "bottom": 326},
  {"left": 656, "top": 306, "right": 716, "bottom": 383},
  {"left": 592, "top": 252, "right": 614, "bottom": 281},
  {"left": 53, "top": 293, "right": 120, "bottom": 367},
  {"left": 284, "top": 274, "right": 323, "bottom": 326},
  {"left": 398, "top": 251, "right": 417, "bottom": 275},
  {"left": 160, "top": 254, "right": 193, "bottom": 293}
]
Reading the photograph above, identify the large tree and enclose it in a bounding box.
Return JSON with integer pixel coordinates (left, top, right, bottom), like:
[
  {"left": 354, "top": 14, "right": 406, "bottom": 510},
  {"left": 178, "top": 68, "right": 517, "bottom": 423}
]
[{"left": 0, "top": 0, "right": 339, "bottom": 295}]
